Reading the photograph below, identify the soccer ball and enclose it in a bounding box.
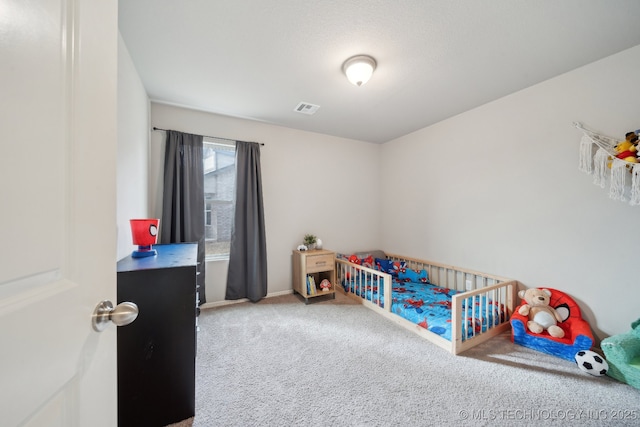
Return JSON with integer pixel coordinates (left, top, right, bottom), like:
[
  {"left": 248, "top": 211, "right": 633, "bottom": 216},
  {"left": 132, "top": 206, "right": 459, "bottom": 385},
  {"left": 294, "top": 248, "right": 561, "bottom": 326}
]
[{"left": 574, "top": 350, "right": 608, "bottom": 376}]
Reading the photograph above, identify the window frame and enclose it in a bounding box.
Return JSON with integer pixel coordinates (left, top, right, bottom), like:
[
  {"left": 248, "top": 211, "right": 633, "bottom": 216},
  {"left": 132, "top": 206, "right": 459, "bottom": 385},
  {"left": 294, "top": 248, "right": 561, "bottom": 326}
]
[{"left": 203, "top": 139, "right": 236, "bottom": 261}]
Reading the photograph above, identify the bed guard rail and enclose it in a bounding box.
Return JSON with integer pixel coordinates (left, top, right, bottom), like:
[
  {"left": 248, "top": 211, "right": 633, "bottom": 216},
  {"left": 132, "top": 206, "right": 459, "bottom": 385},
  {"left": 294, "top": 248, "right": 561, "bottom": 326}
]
[{"left": 336, "top": 258, "right": 393, "bottom": 312}]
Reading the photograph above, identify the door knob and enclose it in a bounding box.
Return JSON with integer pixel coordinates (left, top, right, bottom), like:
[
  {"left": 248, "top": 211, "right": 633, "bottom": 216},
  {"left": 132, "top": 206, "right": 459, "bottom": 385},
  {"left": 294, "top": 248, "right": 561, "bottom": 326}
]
[{"left": 92, "top": 300, "right": 139, "bottom": 332}]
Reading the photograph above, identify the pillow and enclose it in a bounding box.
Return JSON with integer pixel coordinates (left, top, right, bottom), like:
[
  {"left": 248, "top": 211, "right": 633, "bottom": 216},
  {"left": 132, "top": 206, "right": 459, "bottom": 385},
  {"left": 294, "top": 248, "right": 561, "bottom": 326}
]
[
  {"left": 347, "top": 254, "right": 362, "bottom": 265},
  {"left": 339, "top": 251, "right": 381, "bottom": 269},
  {"left": 337, "top": 253, "right": 359, "bottom": 262},
  {"left": 360, "top": 255, "right": 374, "bottom": 268},
  {"left": 375, "top": 258, "right": 407, "bottom": 276},
  {"left": 398, "top": 267, "right": 429, "bottom": 283},
  {"left": 355, "top": 250, "right": 386, "bottom": 261}
]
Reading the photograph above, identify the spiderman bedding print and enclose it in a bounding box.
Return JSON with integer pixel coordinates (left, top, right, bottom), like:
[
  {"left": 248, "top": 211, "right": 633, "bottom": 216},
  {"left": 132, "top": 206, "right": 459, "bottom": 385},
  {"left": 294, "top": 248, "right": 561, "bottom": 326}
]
[{"left": 336, "top": 252, "right": 517, "bottom": 354}]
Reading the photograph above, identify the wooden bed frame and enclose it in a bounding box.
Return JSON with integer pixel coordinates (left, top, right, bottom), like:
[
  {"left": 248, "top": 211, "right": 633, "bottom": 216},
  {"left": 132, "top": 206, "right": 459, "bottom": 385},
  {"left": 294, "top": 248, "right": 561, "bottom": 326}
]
[{"left": 335, "top": 253, "right": 518, "bottom": 354}]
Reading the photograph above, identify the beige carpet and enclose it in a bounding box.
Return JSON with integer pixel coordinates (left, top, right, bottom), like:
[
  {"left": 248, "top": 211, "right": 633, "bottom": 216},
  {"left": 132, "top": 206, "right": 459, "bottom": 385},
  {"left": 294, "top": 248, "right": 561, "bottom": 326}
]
[{"left": 171, "top": 292, "right": 638, "bottom": 426}]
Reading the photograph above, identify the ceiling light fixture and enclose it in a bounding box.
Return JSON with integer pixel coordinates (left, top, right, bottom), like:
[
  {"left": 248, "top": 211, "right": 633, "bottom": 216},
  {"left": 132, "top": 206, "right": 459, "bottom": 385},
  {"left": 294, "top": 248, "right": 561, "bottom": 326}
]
[{"left": 342, "top": 55, "right": 376, "bottom": 87}]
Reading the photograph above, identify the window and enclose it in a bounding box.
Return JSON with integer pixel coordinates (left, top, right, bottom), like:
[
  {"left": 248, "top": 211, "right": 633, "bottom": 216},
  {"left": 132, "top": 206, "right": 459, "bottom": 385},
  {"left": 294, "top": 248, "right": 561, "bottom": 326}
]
[{"left": 203, "top": 139, "right": 236, "bottom": 258}]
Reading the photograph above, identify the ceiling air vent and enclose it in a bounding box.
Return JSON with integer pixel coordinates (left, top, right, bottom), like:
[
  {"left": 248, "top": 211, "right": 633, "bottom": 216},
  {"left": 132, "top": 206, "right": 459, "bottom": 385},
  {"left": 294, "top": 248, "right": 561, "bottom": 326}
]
[{"left": 294, "top": 102, "right": 320, "bottom": 115}]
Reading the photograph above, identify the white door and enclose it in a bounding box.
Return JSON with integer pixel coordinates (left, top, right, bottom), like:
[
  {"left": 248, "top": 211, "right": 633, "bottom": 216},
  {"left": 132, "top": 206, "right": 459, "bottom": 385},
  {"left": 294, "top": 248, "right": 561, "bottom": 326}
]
[{"left": 0, "top": 0, "right": 119, "bottom": 426}]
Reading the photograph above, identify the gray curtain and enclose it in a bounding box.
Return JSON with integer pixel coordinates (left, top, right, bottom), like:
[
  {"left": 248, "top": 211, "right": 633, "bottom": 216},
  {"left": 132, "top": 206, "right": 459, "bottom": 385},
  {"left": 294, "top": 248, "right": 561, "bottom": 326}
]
[
  {"left": 226, "top": 141, "right": 267, "bottom": 302},
  {"left": 160, "top": 130, "right": 206, "bottom": 304}
]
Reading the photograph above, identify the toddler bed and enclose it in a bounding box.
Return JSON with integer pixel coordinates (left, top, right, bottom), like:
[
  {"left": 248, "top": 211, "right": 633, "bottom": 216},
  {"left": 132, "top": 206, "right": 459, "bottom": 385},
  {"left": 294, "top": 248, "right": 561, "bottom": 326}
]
[{"left": 336, "top": 252, "right": 517, "bottom": 354}]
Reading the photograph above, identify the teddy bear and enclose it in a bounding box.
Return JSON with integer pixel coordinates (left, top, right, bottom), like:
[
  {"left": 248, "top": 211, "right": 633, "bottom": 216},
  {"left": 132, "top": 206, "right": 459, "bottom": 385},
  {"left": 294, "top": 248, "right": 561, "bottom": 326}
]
[{"left": 517, "top": 288, "right": 565, "bottom": 338}]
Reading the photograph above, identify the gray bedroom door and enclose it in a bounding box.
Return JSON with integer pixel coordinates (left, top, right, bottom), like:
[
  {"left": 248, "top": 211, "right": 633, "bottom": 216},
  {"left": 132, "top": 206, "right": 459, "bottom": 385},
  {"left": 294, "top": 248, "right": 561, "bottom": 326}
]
[{"left": 0, "top": 0, "right": 119, "bottom": 425}]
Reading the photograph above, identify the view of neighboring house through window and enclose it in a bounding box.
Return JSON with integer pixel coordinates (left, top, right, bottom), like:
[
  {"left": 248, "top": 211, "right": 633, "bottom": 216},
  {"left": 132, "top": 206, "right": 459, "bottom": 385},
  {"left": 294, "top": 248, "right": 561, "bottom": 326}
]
[{"left": 203, "top": 139, "right": 236, "bottom": 259}]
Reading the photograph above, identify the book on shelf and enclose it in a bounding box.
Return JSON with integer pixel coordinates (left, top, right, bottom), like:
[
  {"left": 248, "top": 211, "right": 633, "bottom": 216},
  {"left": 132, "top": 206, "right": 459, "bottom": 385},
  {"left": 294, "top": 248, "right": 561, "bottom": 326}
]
[{"left": 307, "top": 275, "right": 316, "bottom": 296}]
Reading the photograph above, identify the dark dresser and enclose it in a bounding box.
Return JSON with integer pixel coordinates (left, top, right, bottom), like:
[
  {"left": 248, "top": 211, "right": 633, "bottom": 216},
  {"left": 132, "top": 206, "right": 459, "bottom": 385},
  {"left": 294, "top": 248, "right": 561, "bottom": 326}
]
[{"left": 117, "top": 243, "right": 198, "bottom": 427}]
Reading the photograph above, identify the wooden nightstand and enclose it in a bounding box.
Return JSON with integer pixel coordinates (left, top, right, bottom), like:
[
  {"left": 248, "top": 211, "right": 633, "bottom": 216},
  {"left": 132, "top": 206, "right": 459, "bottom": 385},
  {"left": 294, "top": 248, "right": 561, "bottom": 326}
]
[{"left": 292, "top": 249, "right": 336, "bottom": 304}]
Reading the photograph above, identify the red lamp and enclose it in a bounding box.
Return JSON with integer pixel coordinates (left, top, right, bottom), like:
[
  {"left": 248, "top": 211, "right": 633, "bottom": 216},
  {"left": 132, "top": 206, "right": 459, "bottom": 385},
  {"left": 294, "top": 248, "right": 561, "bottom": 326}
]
[{"left": 130, "top": 219, "right": 159, "bottom": 258}]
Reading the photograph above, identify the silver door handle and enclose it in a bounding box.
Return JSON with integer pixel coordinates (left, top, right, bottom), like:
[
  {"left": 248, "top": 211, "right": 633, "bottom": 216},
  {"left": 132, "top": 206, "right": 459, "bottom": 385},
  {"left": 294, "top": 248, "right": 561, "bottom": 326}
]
[{"left": 92, "top": 300, "right": 139, "bottom": 332}]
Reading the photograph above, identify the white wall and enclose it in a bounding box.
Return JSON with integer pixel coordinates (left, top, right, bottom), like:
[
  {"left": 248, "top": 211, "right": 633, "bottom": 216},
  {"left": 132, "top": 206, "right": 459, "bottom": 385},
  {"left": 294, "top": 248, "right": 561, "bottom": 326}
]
[
  {"left": 116, "top": 33, "right": 151, "bottom": 261},
  {"left": 127, "top": 37, "right": 639, "bottom": 340},
  {"left": 381, "top": 44, "right": 640, "bottom": 341},
  {"left": 149, "top": 103, "right": 382, "bottom": 303}
]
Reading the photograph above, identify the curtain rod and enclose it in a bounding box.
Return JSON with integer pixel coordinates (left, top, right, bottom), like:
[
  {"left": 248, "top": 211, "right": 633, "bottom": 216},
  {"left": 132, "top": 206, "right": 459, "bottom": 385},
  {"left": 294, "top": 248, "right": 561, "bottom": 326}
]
[{"left": 152, "top": 127, "right": 264, "bottom": 146}]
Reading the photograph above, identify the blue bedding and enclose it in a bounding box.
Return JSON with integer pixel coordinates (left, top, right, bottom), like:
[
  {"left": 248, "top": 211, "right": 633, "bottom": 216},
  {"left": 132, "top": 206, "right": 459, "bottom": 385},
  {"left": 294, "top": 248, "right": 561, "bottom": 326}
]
[{"left": 343, "top": 276, "right": 505, "bottom": 342}]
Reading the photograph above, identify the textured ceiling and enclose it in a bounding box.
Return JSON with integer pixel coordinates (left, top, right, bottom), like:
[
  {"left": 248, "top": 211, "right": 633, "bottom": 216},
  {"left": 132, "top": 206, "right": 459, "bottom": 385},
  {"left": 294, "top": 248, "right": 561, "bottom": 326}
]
[{"left": 119, "top": 0, "right": 640, "bottom": 143}]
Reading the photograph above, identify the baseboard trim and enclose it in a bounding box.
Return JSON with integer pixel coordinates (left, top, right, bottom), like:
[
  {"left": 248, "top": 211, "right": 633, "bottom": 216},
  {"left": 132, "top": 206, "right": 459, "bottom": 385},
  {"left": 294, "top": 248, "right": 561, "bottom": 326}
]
[{"left": 200, "top": 289, "right": 294, "bottom": 310}]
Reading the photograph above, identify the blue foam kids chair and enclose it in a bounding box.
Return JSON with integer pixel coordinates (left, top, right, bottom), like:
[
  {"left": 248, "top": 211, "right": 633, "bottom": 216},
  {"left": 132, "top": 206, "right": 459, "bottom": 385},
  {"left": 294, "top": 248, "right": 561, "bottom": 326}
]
[{"left": 510, "top": 288, "right": 593, "bottom": 361}]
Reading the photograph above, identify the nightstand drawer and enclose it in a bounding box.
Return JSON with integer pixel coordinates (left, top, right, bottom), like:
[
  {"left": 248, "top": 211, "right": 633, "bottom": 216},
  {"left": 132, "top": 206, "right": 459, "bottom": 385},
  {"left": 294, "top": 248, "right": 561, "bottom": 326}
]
[{"left": 305, "top": 253, "right": 334, "bottom": 273}]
